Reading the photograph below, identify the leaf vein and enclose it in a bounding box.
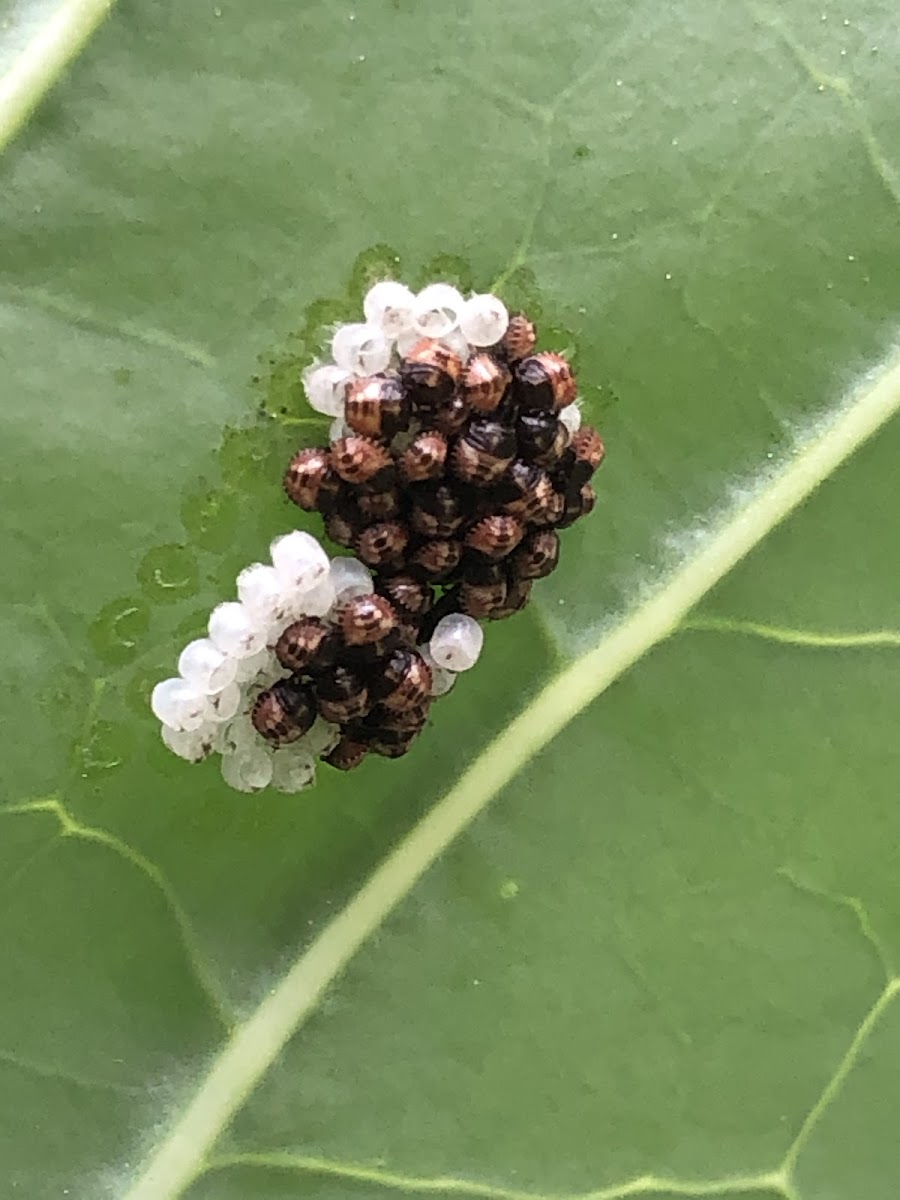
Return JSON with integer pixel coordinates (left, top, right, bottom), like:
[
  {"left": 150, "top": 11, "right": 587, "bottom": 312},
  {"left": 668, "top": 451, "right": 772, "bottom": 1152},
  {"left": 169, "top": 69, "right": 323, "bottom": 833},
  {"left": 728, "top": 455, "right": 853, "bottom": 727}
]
[
  {"left": 749, "top": 3, "right": 900, "bottom": 211},
  {"left": 681, "top": 614, "right": 900, "bottom": 652},
  {"left": 0, "top": 797, "right": 236, "bottom": 1031},
  {"left": 0, "top": 286, "right": 215, "bottom": 368},
  {"left": 0, "top": 1045, "right": 143, "bottom": 1097},
  {"left": 201, "top": 1151, "right": 786, "bottom": 1200},
  {"left": 780, "top": 978, "right": 900, "bottom": 1177},
  {"left": 0, "top": 0, "right": 117, "bottom": 152},
  {"left": 776, "top": 865, "right": 895, "bottom": 983},
  {"left": 121, "top": 346, "right": 900, "bottom": 1199}
]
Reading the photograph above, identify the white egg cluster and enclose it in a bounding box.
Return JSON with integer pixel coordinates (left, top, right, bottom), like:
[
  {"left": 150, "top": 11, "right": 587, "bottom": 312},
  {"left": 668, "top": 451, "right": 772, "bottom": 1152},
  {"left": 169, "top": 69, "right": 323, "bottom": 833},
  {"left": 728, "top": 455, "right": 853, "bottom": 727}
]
[
  {"left": 300, "top": 282, "right": 569, "bottom": 435},
  {"left": 151, "top": 530, "right": 485, "bottom": 792},
  {"left": 151, "top": 532, "right": 366, "bottom": 792}
]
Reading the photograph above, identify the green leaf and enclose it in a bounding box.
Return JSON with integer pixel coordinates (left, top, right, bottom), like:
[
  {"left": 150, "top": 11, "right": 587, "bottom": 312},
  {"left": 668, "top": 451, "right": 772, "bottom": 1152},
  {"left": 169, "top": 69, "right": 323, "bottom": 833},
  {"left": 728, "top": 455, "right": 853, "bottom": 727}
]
[{"left": 2, "top": 2, "right": 900, "bottom": 1199}]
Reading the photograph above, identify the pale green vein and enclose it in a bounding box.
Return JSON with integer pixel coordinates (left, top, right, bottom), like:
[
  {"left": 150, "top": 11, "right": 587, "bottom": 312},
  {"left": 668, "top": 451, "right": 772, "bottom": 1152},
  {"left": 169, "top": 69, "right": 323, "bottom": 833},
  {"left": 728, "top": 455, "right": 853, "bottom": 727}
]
[
  {"left": 695, "top": 102, "right": 795, "bottom": 228},
  {"left": 681, "top": 614, "right": 900, "bottom": 651},
  {"left": 30, "top": 595, "right": 87, "bottom": 674},
  {"left": 0, "top": 797, "right": 236, "bottom": 1031},
  {"left": 203, "top": 978, "right": 900, "bottom": 1200},
  {"left": 0, "top": 838, "right": 58, "bottom": 909},
  {"left": 202, "top": 1151, "right": 784, "bottom": 1200},
  {"left": 491, "top": 49, "right": 611, "bottom": 292},
  {"left": 776, "top": 866, "right": 895, "bottom": 983},
  {"left": 449, "top": 66, "right": 548, "bottom": 123},
  {"left": 491, "top": 109, "right": 554, "bottom": 292},
  {"left": 1, "top": 285, "right": 215, "bottom": 368},
  {"left": 122, "top": 346, "right": 900, "bottom": 1200},
  {"left": 750, "top": 3, "right": 900, "bottom": 210},
  {"left": 780, "top": 978, "right": 900, "bottom": 1177},
  {"left": 0, "top": 1045, "right": 143, "bottom": 1096},
  {"left": 0, "top": 0, "right": 115, "bottom": 151}
]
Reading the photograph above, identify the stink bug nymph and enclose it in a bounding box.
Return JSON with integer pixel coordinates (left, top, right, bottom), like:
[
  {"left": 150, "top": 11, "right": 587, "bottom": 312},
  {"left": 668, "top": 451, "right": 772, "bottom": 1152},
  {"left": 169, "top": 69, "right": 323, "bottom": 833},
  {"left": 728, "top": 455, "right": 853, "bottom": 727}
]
[
  {"left": 409, "top": 481, "right": 464, "bottom": 538},
  {"left": 499, "top": 312, "right": 537, "bottom": 363},
  {"left": 399, "top": 431, "right": 448, "bottom": 482},
  {"left": 316, "top": 666, "right": 370, "bottom": 723},
  {"left": 284, "top": 447, "right": 338, "bottom": 512},
  {"left": 399, "top": 339, "right": 463, "bottom": 407},
  {"left": 378, "top": 649, "right": 433, "bottom": 712},
  {"left": 345, "top": 373, "right": 409, "bottom": 440},
  {"left": 462, "top": 354, "right": 511, "bottom": 414},
  {"left": 356, "top": 520, "right": 410, "bottom": 568},
  {"left": 275, "top": 617, "right": 338, "bottom": 673},
  {"left": 330, "top": 436, "right": 393, "bottom": 486},
  {"left": 252, "top": 680, "right": 317, "bottom": 745},
  {"left": 451, "top": 420, "right": 516, "bottom": 486},
  {"left": 514, "top": 352, "right": 578, "bottom": 412},
  {"left": 340, "top": 593, "right": 398, "bottom": 646},
  {"left": 465, "top": 513, "right": 525, "bottom": 560}
]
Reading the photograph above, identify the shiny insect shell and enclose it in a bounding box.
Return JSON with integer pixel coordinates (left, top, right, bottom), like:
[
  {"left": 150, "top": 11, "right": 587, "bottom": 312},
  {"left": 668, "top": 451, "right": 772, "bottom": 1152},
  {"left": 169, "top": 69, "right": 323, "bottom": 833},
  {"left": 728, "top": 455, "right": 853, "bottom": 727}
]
[
  {"left": 325, "top": 736, "right": 369, "bottom": 770},
  {"left": 283, "top": 447, "right": 335, "bottom": 511},
  {"left": 399, "top": 339, "right": 464, "bottom": 406},
  {"left": 411, "top": 538, "right": 463, "bottom": 579},
  {"left": 522, "top": 487, "right": 561, "bottom": 527},
  {"left": 380, "top": 573, "right": 434, "bottom": 616},
  {"left": 344, "top": 372, "right": 409, "bottom": 440},
  {"left": 557, "top": 482, "right": 597, "bottom": 528},
  {"left": 367, "top": 646, "right": 417, "bottom": 702},
  {"left": 514, "top": 352, "right": 578, "bottom": 412},
  {"left": 465, "top": 513, "right": 525, "bottom": 560},
  {"left": 409, "top": 481, "right": 465, "bottom": 537},
  {"left": 431, "top": 391, "right": 470, "bottom": 436},
  {"left": 330, "top": 435, "right": 393, "bottom": 486},
  {"left": 356, "top": 520, "right": 410, "bottom": 567},
  {"left": 488, "top": 577, "right": 534, "bottom": 620},
  {"left": 499, "top": 312, "right": 537, "bottom": 363},
  {"left": 451, "top": 420, "right": 516, "bottom": 486},
  {"left": 339, "top": 593, "right": 398, "bottom": 646},
  {"left": 558, "top": 427, "right": 604, "bottom": 494},
  {"left": 531, "top": 419, "right": 571, "bottom": 470},
  {"left": 460, "top": 574, "right": 508, "bottom": 618},
  {"left": 377, "top": 649, "right": 433, "bottom": 712},
  {"left": 398, "top": 431, "right": 448, "bottom": 482},
  {"left": 580, "top": 482, "right": 598, "bottom": 517},
  {"left": 570, "top": 426, "right": 606, "bottom": 472},
  {"left": 516, "top": 411, "right": 560, "bottom": 461},
  {"left": 315, "top": 666, "right": 369, "bottom": 723},
  {"left": 275, "top": 616, "right": 337, "bottom": 673},
  {"left": 503, "top": 460, "right": 554, "bottom": 522},
  {"left": 461, "top": 354, "right": 511, "bottom": 414},
  {"left": 251, "top": 680, "right": 316, "bottom": 745},
  {"left": 511, "top": 529, "right": 560, "bottom": 580}
]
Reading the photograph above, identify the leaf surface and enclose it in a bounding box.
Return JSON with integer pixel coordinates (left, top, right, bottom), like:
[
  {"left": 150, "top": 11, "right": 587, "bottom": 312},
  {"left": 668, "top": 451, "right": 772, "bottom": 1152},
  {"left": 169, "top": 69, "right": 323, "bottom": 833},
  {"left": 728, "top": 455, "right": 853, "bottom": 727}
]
[{"left": 2, "top": 2, "right": 900, "bottom": 1198}]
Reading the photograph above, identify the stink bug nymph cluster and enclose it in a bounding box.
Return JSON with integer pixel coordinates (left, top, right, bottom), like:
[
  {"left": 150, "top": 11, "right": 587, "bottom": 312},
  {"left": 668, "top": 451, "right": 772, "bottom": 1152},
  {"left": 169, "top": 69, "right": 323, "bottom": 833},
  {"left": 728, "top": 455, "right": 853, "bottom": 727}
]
[
  {"left": 279, "top": 283, "right": 604, "bottom": 772},
  {"left": 288, "top": 286, "right": 601, "bottom": 634},
  {"left": 154, "top": 279, "right": 604, "bottom": 791}
]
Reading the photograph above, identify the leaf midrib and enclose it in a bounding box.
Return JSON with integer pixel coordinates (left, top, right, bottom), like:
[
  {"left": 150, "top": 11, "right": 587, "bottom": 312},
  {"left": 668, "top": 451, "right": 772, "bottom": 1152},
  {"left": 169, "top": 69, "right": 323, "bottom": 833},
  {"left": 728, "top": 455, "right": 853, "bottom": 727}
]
[
  {"left": 122, "top": 348, "right": 900, "bottom": 1198},
  {"left": 0, "top": 0, "right": 115, "bottom": 150}
]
